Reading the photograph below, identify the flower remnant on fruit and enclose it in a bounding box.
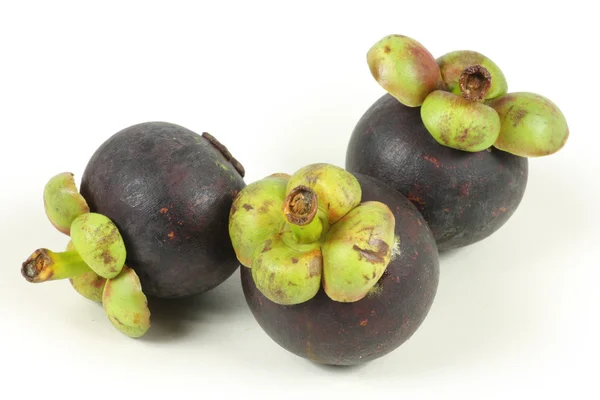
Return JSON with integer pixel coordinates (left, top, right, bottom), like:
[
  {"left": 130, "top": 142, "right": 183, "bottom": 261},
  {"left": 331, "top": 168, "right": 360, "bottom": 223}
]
[
  {"left": 366, "top": 34, "right": 569, "bottom": 157},
  {"left": 229, "top": 163, "right": 396, "bottom": 305}
]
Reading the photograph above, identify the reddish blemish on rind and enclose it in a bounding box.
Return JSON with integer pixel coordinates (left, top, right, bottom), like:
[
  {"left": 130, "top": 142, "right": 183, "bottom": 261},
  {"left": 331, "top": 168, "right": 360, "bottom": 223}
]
[
  {"left": 459, "top": 182, "right": 471, "bottom": 197},
  {"left": 491, "top": 207, "right": 508, "bottom": 217},
  {"left": 423, "top": 155, "right": 441, "bottom": 167},
  {"left": 407, "top": 195, "right": 425, "bottom": 205}
]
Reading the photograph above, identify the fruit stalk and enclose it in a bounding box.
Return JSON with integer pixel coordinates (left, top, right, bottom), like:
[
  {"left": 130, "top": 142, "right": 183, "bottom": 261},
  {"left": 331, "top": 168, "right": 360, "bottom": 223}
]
[
  {"left": 458, "top": 64, "right": 492, "bottom": 101},
  {"left": 282, "top": 186, "right": 323, "bottom": 244},
  {"left": 21, "top": 249, "right": 93, "bottom": 283},
  {"left": 459, "top": 65, "right": 492, "bottom": 101}
]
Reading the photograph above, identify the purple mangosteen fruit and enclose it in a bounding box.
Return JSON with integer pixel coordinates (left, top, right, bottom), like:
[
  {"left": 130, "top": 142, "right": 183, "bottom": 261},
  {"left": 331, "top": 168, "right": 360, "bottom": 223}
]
[
  {"left": 230, "top": 163, "right": 439, "bottom": 365},
  {"left": 20, "top": 121, "right": 246, "bottom": 338},
  {"left": 346, "top": 35, "right": 569, "bottom": 250}
]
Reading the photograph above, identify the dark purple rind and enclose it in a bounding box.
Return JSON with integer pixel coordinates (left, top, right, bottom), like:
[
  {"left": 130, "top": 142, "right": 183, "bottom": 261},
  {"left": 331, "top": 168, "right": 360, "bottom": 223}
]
[
  {"left": 345, "top": 93, "right": 528, "bottom": 251},
  {"left": 241, "top": 173, "right": 439, "bottom": 366},
  {"left": 80, "top": 122, "right": 246, "bottom": 299}
]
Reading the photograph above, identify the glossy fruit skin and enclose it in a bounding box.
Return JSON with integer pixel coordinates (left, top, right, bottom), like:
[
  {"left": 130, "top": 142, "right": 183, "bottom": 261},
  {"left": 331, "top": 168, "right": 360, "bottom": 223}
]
[
  {"left": 241, "top": 173, "right": 439, "bottom": 366},
  {"left": 346, "top": 94, "right": 528, "bottom": 251},
  {"left": 80, "top": 122, "right": 245, "bottom": 298}
]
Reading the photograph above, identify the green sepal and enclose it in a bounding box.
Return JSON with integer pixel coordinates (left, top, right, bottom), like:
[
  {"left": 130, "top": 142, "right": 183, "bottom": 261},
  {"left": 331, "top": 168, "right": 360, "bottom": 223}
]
[
  {"left": 321, "top": 201, "right": 395, "bottom": 302},
  {"left": 43, "top": 172, "right": 90, "bottom": 235},
  {"left": 70, "top": 213, "right": 126, "bottom": 279},
  {"left": 102, "top": 266, "right": 150, "bottom": 338},
  {"left": 367, "top": 34, "right": 443, "bottom": 107},
  {"left": 487, "top": 92, "right": 569, "bottom": 157},
  {"left": 229, "top": 173, "right": 289, "bottom": 267},
  {"left": 421, "top": 90, "right": 501, "bottom": 152},
  {"left": 251, "top": 233, "right": 323, "bottom": 305}
]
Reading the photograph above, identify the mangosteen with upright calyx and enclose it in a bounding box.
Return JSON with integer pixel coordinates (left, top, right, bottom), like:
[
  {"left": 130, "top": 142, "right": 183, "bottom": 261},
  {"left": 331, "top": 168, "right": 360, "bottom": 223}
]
[
  {"left": 346, "top": 92, "right": 528, "bottom": 250},
  {"left": 347, "top": 34, "right": 569, "bottom": 250},
  {"left": 230, "top": 163, "right": 439, "bottom": 366},
  {"left": 20, "top": 121, "right": 246, "bottom": 338}
]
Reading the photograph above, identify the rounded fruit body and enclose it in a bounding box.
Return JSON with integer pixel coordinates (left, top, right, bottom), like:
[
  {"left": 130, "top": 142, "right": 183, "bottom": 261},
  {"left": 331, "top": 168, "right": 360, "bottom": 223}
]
[
  {"left": 80, "top": 122, "right": 246, "bottom": 298},
  {"left": 346, "top": 94, "right": 528, "bottom": 251},
  {"left": 241, "top": 173, "right": 440, "bottom": 366}
]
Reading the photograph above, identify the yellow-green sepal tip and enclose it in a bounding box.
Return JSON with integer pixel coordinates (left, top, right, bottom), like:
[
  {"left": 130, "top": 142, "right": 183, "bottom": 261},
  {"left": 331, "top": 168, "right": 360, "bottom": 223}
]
[
  {"left": 487, "top": 92, "right": 569, "bottom": 157},
  {"left": 43, "top": 172, "right": 90, "bottom": 235},
  {"left": 102, "top": 266, "right": 150, "bottom": 338}
]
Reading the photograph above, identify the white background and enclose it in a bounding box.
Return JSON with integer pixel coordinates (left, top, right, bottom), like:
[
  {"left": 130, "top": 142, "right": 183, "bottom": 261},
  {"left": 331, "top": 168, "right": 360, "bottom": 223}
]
[{"left": 1, "top": 1, "right": 598, "bottom": 399}]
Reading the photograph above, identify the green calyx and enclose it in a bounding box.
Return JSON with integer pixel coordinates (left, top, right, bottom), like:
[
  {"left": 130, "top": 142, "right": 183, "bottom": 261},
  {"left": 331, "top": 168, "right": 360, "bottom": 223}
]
[
  {"left": 365, "top": 34, "right": 569, "bottom": 157},
  {"left": 487, "top": 92, "right": 569, "bottom": 157},
  {"left": 43, "top": 172, "right": 90, "bottom": 235},
  {"left": 103, "top": 266, "right": 151, "bottom": 338},
  {"left": 229, "top": 173, "right": 290, "bottom": 267},
  {"left": 437, "top": 50, "right": 508, "bottom": 100},
  {"left": 229, "top": 163, "right": 396, "bottom": 305},
  {"left": 367, "top": 34, "right": 442, "bottom": 107},
  {"left": 421, "top": 90, "right": 501, "bottom": 152},
  {"left": 23, "top": 170, "right": 152, "bottom": 339}
]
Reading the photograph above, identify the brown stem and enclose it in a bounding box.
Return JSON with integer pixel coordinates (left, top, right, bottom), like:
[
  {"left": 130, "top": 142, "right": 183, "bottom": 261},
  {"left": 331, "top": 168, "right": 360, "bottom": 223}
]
[
  {"left": 21, "top": 248, "right": 91, "bottom": 283},
  {"left": 282, "top": 186, "right": 318, "bottom": 226},
  {"left": 459, "top": 65, "right": 492, "bottom": 101},
  {"left": 202, "top": 132, "right": 246, "bottom": 178},
  {"left": 282, "top": 186, "right": 323, "bottom": 244}
]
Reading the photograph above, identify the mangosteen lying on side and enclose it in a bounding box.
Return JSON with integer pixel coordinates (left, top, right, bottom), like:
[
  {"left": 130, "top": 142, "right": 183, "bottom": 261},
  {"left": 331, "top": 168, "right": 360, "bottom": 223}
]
[
  {"left": 80, "top": 122, "right": 246, "bottom": 299},
  {"left": 347, "top": 34, "right": 568, "bottom": 251},
  {"left": 229, "top": 163, "right": 439, "bottom": 366},
  {"left": 20, "top": 121, "right": 246, "bottom": 338}
]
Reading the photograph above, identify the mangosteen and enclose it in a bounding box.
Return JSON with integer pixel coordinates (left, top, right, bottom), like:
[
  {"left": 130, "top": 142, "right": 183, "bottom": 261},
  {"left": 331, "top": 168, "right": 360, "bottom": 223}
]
[
  {"left": 346, "top": 93, "right": 528, "bottom": 250},
  {"left": 230, "top": 164, "right": 439, "bottom": 365},
  {"left": 20, "top": 121, "right": 245, "bottom": 338},
  {"left": 79, "top": 122, "right": 246, "bottom": 299},
  {"left": 348, "top": 34, "right": 570, "bottom": 251}
]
